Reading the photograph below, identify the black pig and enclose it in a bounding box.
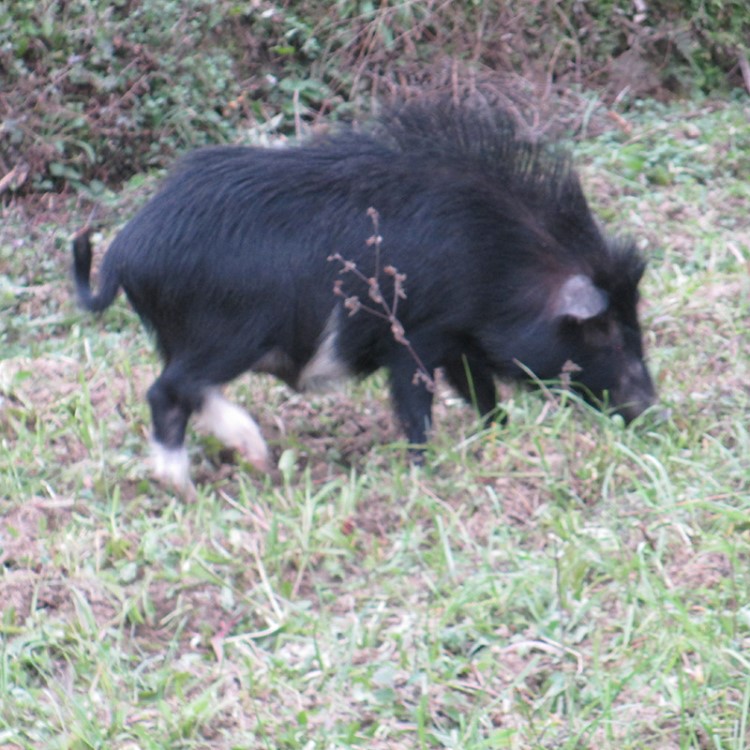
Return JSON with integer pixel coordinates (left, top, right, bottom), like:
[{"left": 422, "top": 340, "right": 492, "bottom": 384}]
[{"left": 73, "top": 101, "right": 655, "bottom": 496}]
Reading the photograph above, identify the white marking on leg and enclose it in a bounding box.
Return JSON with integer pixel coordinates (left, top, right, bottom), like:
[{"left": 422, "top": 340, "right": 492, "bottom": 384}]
[
  {"left": 194, "top": 388, "right": 270, "bottom": 472},
  {"left": 150, "top": 441, "right": 196, "bottom": 500},
  {"left": 298, "top": 311, "right": 349, "bottom": 391}
]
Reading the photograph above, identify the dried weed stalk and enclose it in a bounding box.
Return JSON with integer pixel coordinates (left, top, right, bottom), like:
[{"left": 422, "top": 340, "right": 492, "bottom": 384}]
[{"left": 328, "top": 207, "right": 435, "bottom": 392}]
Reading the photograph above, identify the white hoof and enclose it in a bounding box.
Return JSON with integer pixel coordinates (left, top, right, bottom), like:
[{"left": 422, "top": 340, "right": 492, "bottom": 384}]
[
  {"left": 194, "top": 388, "right": 270, "bottom": 472},
  {"left": 150, "top": 442, "right": 197, "bottom": 500}
]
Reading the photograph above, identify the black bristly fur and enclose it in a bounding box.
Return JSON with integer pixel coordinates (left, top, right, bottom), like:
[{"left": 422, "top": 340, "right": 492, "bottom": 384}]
[{"left": 72, "top": 99, "right": 655, "bottom": 482}]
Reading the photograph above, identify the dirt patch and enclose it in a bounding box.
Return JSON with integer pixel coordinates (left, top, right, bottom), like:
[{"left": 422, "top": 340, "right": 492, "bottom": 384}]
[
  {"left": 353, "top": 493, "right": 404, "bottom": 540},
  {"left": 131, "top": 578, "right": 244, "bottom": 653},
  {"left": 1, "top": 353, "right": 153, "bottom": 469},
  {"left": 273, "top": 393, "right": 398, "bottom": 468},
  {"left": 0, "top": 501, "right": 74, "bottom": 569},
  {"left": 667, "top": 550, "right": 734, "bottom": 592},
  {"left": 0, "top": 567, "right": 120, "bottom": 631},
  {"left": 0, "top": 354, "right": 151, "bottom": 415},
  {"left": 0, "top": 355, "right": 81, "bottom": 404}
]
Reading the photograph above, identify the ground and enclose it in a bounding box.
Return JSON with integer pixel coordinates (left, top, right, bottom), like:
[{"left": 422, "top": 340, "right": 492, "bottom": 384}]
[{"left": 1, "top": 97, "right": 749, "bottom": 749}]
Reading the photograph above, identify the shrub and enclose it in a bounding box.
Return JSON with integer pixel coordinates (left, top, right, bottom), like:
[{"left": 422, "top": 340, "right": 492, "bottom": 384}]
[
  {"left": 0, "top": 0, "right": 241, "bottom": 193},
  {"left": 0, "top": 0, "right": 747, "bottom": 195}
]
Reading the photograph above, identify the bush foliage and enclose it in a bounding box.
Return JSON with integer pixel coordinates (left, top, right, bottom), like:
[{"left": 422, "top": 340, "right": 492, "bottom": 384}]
[{"left": 1, "top": 0, "right": 747, "bottom": 194}]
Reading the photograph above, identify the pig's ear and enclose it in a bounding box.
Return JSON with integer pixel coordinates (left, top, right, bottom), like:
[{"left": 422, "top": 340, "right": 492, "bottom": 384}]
[{"left": 553, "top": 274, "right": 609, "bottom": 321}]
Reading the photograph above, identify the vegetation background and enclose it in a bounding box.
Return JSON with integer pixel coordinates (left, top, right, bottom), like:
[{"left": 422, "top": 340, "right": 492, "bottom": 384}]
[
  {"left": 1, "top": 1, "right": 749, "bottom": 748},
  {"left": 2, "top": 0, "right": 749, "bottom": 193}
]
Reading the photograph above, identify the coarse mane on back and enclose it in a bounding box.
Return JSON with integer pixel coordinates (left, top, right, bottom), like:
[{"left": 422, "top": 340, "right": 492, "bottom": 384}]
[{"left": 371, "top": 98, "right": 579, "bottom": 207}]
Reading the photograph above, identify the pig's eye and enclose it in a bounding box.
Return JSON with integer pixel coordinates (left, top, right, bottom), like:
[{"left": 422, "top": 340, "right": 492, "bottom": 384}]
[{"left": 582, "top": 318, "right": 622, "bottom": 349}]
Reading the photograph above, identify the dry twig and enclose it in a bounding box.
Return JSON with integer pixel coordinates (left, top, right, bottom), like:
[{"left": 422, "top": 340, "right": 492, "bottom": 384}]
[{"left": 328, "top": 207, "right": 435, "bottom": 392}]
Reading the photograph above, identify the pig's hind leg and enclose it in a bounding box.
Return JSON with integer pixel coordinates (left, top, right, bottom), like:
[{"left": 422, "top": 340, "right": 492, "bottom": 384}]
[
  {"left": 146, "top": 355, "right": 270, "bottom": 498},
  {"left": 147, "top": 364, "right": 203, "bottom": 499}
]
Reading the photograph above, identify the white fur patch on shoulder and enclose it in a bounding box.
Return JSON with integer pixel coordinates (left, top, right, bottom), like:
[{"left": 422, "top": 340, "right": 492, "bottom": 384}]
[
  {"left": 194, "top": 388, "right": 270, "bottom": 472},
  {"left": 297, "top": 312, "right": 349, "bottom": 391},
  {"left": 150, "top": 441, "right": 195, "bottom": 500}
]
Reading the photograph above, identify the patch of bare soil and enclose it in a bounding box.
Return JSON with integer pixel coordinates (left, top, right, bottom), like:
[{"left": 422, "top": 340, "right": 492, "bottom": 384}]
[
  {"left": 352, "top": 492, "right": 404, "bottom": 540},
  {"left": 667, "top": 550, "right": 734, "bottom": 592},
  {"left": 0, "top": 497, "right": 256, "bottom": 655},
  {"left": 1, "top": 357, "right": 87, "bottom": 465},
  {"left": 1, "top": 353, "right": 151, "bottom": 455},
  {"left": 0, "top": 501, "right": 73, "bottom": 570},
  {"left": 0, "top": 566, "right": 121, "bottom": 631},
  {"left": 131, "top": 577, "right": 247, "bottom": 653},
  {"left": 0, "top": 494, "right": 121, "bottom": 630},
  {"left": 277, "top": 393, "right": 397, "bottom": 466},
  {"left": 0, "top": 354, "right": 150, "bottom": 415}
]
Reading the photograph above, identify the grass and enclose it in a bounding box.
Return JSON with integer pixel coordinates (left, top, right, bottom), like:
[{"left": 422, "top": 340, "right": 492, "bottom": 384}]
[{"left": 1, "top": 96, "right": 749, "bottom": 749}]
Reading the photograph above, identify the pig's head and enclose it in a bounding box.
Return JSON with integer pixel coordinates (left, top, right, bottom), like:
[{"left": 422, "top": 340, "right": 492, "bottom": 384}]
[{"left": 548, "top": 243, "right": 656, "bottom": 423}]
